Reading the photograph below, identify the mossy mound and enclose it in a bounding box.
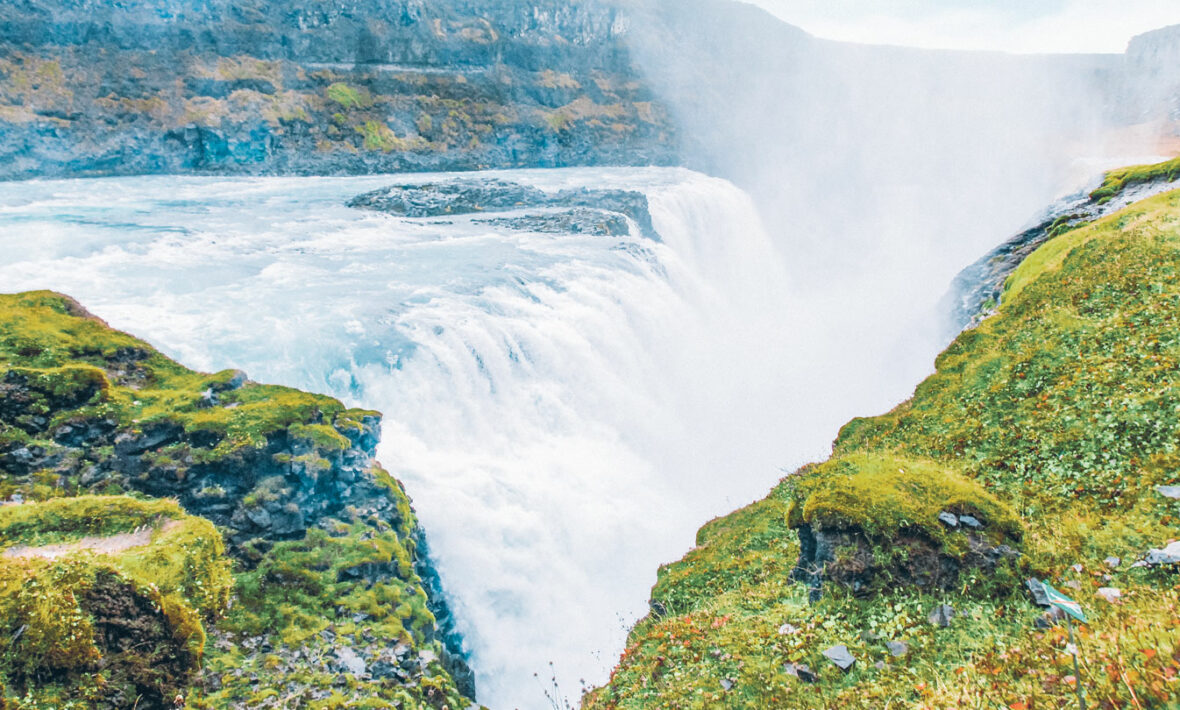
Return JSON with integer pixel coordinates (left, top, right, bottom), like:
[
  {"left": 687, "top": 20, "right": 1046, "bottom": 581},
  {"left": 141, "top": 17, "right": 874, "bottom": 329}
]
[
  {"left": 588, "top": 184, "right": 1180, "bottom": 708},
  {"left": 785, "top": 454, "right": 1021, "bottom": 544},
  {"left": 0, "top": 496, "right": 232, "bottom": 709},
  {"left": 0, "top": 290, "right": 362, "bottom": 468},
  {"left": 1090, "top": 156, "right": 1180, "bottom": 203},
  {"left": 784, "top": 454, "right": 1024, "bottom": 597}
]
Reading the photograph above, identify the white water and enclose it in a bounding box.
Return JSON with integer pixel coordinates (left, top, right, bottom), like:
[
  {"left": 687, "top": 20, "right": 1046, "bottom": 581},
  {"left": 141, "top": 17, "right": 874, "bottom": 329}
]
[{"left": 0, "top": 168, "right": 842, "bottom": 708}]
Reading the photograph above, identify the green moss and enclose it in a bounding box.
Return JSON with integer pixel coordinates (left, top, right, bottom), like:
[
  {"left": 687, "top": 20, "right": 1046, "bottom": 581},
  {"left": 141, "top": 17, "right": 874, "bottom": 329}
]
[
  {"left": 787, "top": 454, "right": 1022, "bottom": 544},
  {"left": 0, "top": 292, "right": 471, "bottom": 708},
  {"left": 589, "top": 182, "right": 1180, "bottom": 709},
  {"left": 1089, "top": 156, "right": 1180, "bottom": 204},
  {"left": 0, "top": 495, "right": 182, "bottom": 547},
  {"left": 325, "top": 83, "right": 371, "bottom": 110},
  {"left": 0, "top": 291, "right": 364, "bottom": 466}
]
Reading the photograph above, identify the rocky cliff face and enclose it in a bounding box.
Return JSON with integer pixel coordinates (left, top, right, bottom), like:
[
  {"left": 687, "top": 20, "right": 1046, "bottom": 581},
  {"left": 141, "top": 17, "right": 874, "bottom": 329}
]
[
  {"left": 1124, "top": 24, "right": 1180, "bottom": 125},
  {"left": 0, "top": 0, "right": 677, "bottom": 179},
  {"left": 0, "top": 291, "right": 476, "bottom": 708}
]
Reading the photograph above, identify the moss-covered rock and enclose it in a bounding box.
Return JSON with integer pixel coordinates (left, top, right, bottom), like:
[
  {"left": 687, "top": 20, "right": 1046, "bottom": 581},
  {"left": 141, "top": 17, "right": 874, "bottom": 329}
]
[
  {"left": 0, "top": 495, "right": 231, "bottom": 709},
  {"left": 784, "top": 454, "right": 1023, "bottom": 598},
  {"left": 0, "top": 291, "right": 476, "bottom": 708}
]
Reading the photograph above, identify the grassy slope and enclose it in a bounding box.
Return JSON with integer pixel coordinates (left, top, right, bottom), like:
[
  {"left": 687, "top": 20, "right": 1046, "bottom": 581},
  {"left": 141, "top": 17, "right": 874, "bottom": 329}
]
[
  {"left": 587, "top": 185, "right": 1180, "bottom": 708},
  {"left": 0, "top": 292, "right": 469, "bottom": 709}
]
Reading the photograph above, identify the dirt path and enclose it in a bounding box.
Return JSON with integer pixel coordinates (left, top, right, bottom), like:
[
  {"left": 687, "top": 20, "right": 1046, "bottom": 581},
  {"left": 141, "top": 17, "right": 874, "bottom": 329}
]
[{"left": 3, "top": 518, "right": 181, "bottom": 560}]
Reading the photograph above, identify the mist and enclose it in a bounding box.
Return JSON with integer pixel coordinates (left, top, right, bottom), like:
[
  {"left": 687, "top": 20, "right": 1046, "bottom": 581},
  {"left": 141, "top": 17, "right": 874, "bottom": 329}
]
[{"left": 621, "top": 0, "right": 1177, "bottom": 472}]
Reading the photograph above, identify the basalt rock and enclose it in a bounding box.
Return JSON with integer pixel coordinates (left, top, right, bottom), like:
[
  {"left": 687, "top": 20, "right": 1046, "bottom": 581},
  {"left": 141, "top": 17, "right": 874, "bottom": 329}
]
[
  {"left": 349, "top": 177, "right": 659, "bottom": 239},
  {"left": 0, "top": 0, "right": 679, "bottom": 180},
  {"left": 791, "top": 522, "right": 1020, "bottom": 600},
  {"left": 0, "top": 291, "right": 476, "bottom": 708}
]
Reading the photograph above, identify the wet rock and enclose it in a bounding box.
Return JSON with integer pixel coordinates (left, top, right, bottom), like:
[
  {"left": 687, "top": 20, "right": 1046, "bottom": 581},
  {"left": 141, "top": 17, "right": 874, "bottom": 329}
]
[
  {"left": 476, "top": 208, "right": 632, "bottom": 237},
  {"left": 349, "top": 179, "right": 548, "bottom": 217},
  {"left": 928, "top": 604, "right": 955, "bottom": 628},
  {"left": 947, "top": 172, "right": 1180, "bottom": 331},
  {"left": 822, "top": 645, "right": 856, "bottom": 671},
  {"left": 350, "top": 180, "right": 659, "bottom": 240}
]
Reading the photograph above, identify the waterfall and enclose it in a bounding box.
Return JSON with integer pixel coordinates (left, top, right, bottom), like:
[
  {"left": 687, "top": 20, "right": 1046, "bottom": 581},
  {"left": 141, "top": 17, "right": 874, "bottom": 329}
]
[{"left": 0, "top": 168, "right": 810, "bottom": 708}]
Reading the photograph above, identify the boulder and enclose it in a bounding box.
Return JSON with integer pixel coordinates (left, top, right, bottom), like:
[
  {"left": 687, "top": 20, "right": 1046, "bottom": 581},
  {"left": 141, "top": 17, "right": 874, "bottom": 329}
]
[
  {"left": 1143, "top": 541, "right": 1180, "bottom": 566},
  {"left": 959, "top": 515, "right": 983, "bottom": 529},
  {"left": 1027, "top": 578, "right": 1051, "bottom": 607}
]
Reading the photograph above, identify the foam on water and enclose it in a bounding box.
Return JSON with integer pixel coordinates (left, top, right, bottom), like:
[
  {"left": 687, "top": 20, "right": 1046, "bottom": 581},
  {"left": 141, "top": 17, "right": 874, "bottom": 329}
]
[{"left": 0, "top": 168, "right": 816, "bottom": 708}]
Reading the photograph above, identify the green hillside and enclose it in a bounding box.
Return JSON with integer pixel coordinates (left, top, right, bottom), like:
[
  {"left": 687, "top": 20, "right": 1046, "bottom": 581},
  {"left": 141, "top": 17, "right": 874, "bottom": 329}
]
[{"left": 587, "top": 168, "right": 1180, "bottom": 709}]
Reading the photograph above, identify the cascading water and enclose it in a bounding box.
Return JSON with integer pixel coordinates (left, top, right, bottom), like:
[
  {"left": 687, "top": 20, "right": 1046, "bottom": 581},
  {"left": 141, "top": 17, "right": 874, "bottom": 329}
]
[{"left": 0, "top": 168, "right": 836, "bottom": 708}]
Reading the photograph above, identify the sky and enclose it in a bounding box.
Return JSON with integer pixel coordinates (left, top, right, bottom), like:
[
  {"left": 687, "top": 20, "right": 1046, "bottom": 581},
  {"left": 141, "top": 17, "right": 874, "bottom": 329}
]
[{"left": 742, "top": 0, "right": 1180, "bottom": 54}]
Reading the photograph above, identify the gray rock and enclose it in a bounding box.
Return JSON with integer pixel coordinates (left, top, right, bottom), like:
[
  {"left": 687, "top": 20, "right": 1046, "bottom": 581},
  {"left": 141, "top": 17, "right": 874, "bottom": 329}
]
[
  {"left": 938, "top": 512, "right": 959, "bottom": 527},
  {"left": 822, "top": 644, "right": 856, "bottom": 671},
  {"left": 1096, "top": 587, "right": 1122, "bottom": 603},
  {"left": 1027, "top": 578, "right": 1051, "bottom": 607},
  {"left": 783, "top": 663, "right": 817, "bottom": 683},
  {"left": 334, "top": 647, "right": 367, "bottom": 676},
  {"left": 1144, "top": 541, "right": 1180, "bottom": 566},
  {"left": 245, "top": 506, "right": 272, "bottom": 529},
  {"left": 1155, "top": 485, "right": 1180, "bottom": 499},
  {"left": 886, "top": 640, "right": 909, "bottom": 657},
  {"left": 350, "top": 180, "right": 659, "bottom": 240},
  {"left": 1104, "top": 556, "right": 1121, "bottom": 569},
  {"left": 777, "top": 623, "right": 799, "bottom": 635},
  {"left": 959, "top": 515, "right": 982, "bottom": 529},
  {"left": 720, "top": 679, "right": 733, "bottom": 691},
  {"left": 928, "top": 604, "right": 955, "bottom": 628}
]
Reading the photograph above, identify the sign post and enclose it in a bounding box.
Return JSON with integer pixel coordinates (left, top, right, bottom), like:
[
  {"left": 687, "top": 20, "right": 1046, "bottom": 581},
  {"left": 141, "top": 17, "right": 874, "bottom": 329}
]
[{"left": 1041, "top": 580, "right": 1087, "bottom": 710}]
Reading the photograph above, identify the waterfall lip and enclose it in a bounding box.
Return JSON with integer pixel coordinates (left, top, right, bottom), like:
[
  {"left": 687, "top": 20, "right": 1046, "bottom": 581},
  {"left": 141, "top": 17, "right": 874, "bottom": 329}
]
[{"left": 0, "top": 165, "right": 791, "bottom": 709}]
